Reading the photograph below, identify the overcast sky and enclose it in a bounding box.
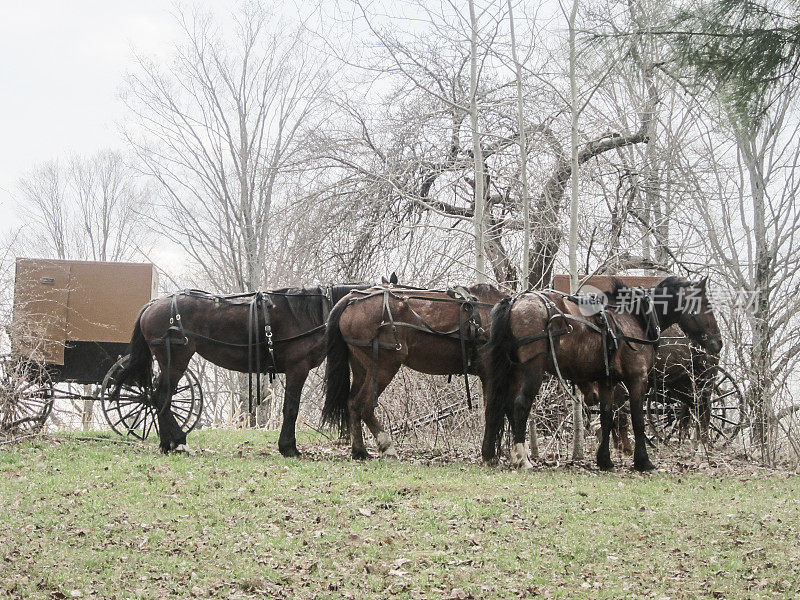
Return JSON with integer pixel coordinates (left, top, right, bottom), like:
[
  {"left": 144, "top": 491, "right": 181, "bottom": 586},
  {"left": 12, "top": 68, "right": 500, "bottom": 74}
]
[{"left": 0, "top": 1, "right": 197, "bottom": 231}]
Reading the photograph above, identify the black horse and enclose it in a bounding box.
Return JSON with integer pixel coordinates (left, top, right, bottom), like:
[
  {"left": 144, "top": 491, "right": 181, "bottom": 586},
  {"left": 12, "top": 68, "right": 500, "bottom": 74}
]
[{"left": 112, "top": 285, "right": 366, "bottom": 454}]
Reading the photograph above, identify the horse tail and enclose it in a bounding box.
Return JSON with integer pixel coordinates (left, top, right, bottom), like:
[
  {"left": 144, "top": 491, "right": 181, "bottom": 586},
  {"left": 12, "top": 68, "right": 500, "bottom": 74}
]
[
  {"left": 486, "top": 297, "right": 516, "bottom": 426},
  {"left": 111, "top": 309, "right": 153, "bottom": 399},
  {"left": 322, "top": 299, "right": 350, "bottom": 435}
]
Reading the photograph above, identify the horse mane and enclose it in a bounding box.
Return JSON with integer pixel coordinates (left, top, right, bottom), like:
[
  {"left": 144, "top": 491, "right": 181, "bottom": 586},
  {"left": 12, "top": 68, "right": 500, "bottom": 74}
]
[
  {"left": 607, "top": 277, "right": 655, "bottom": 335},
  {"left": 332, "top": 284, "right": 368, "bottom": 304},
  {"left": 606, "top": 277, "right": 630, "bottom": 304},
  {"left": 269, "top": 287, "right": 326, "bottom": 324},
  {"left": 657, "top": 275, "right": 689, "bottom": 291}
]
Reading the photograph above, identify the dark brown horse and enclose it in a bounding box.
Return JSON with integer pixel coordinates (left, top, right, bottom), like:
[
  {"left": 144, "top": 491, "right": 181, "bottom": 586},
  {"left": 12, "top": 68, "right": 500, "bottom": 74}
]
[
  {"left": 482, "top": 276, "right": 720, "bottom": 471},
  {"left": 647, "top": 324, "right": 721, "bottom": 443},
  {"left": 322, "top": 283, "right": 506, "bottom": 459},
  {"left": 111, "top": 285, "right": 366, "bottom": 454}
]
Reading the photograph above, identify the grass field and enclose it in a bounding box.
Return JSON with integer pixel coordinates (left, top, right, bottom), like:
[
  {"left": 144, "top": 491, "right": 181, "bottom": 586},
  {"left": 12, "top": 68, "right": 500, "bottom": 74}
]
[{"left": 1, "top": 430, "right": 798, "bottom": 599}]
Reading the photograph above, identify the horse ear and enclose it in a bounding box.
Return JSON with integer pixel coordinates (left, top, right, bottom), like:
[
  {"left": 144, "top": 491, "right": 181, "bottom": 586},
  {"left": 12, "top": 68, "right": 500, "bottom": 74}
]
[
  {"left": 381, "top": 276, "right": 388, "bottom": 284},
  {"left": 390, "top": 272, "right": 398, "bottom": 285},
  {"left": 697, "top": 276, "right": 708, "bottom": 290}
]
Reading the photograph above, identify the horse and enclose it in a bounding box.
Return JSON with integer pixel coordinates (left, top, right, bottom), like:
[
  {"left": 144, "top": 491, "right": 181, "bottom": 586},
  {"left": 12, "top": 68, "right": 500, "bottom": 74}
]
[
  {"left": 646, "top": 324, "right": 721, "bottom": 444},
  {"left": 580, "top": 323, "right": 722, "bottom": 454},
  {"left": 322, "top": 283, "right": 506, "bottom": 459},
  {"left": 111, "top": 285, "right": 367, "bottom": 454},
  {"left": 482, "top": 276, "right": 720, "bottom": 471}
]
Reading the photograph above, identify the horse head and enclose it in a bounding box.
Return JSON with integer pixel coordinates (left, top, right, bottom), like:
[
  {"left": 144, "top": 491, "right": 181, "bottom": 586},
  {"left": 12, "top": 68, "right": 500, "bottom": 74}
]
[{"left": 656, "top": 276, "right": 722, "bottom": 355}]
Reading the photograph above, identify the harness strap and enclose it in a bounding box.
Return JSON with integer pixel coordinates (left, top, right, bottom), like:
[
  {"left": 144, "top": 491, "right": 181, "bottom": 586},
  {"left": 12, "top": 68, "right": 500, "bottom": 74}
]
[
  {"left": 342, "top": 287, "right": 486, "bottom": 410},
  {"left": 262, "top": 294, "right": 276, "bottom": 383},
  {"left": 247, "top": 294, "right": 257, "bottom": 411},
  {"left": 149, "top": 323, "right": 325, "bottom": 349},
  {"left": 155, "top": 293, "right": 191, "bottom": 418},
  {"left": 606, "top": 296, "right": 661, "bottom": 348},
  {"left": 458, "top": 302, "right": 472, "bottom": 411},
  {"left": 528, "top": 293, "right": 580, "bottom": 397},
  {"left": 343, "top": 337, "right": 399, "bottom": 351}
]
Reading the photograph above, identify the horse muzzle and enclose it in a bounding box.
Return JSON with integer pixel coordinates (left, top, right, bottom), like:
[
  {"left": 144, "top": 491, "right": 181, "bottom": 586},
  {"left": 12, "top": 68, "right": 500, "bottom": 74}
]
[{"left": 704, "top": 334, "right": 723, "bottom": 355}]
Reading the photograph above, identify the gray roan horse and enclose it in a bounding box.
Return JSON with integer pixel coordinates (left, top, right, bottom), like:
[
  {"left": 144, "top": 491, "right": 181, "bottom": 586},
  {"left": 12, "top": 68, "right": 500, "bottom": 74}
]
[
  {"left": 483, "top": 276, "right": 720, "bottom": 471},
  {"left": 111, "top": 285, "right": 366, "bottom": 454}
]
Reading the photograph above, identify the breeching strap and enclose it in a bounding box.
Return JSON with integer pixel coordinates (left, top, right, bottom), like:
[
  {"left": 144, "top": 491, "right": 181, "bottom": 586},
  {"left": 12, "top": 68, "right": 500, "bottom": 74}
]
[{"left": 342, "top": 286, "right": 487, "bottom": 411}]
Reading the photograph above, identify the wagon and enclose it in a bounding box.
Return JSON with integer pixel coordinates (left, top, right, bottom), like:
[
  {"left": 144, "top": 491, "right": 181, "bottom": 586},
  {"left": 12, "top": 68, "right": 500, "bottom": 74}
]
[
  {"left": 1, "top": 258, "right": 203, "bottom": 440},
  {"left": 553, "top": 275, "right": 746, "bottom": 445}
]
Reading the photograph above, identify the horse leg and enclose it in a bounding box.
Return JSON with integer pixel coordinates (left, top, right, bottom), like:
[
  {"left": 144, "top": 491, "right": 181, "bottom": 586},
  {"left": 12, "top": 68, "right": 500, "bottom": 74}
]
[
  {"left": 151, "top": 348, "right": 193, "bottom": 454},
  {"left": 278, "top": 366, "right": 308, "bottom": 457},
  {"left": 596, "top": 383, "right": 615, "bottom": 470},
  {"left": 613, "top": 388, "right": 633, "bottom": 456},
  {"left": 617, "top": 407, "right": 633, "bottom": 456},
  {"left": 628, "top": 377, "right": 656, "bottom": 471},
  {"left": 361, "top": 362, "right": 401, "bottom": 459},
  {"left": 697, "top": 375, "right": 712, "bottom": 447},
  {"left": 510, "top": 368, "right": 543, "bottom": 470},
  {"left": 347, "top": 354, "right": 375, "bottom": 460}
]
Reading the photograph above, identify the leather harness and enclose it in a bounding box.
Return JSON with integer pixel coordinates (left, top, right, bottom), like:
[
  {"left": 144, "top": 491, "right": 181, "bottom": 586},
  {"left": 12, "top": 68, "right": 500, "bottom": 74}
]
[
  {"left": 340, "top": 285, "right": 492, "bottom": 410},
  {"left": 508, "top": 289, "right": 661, "bottom": 398},
  {"left": 147, "top": 286, "right": 338, "bottom": 414}
]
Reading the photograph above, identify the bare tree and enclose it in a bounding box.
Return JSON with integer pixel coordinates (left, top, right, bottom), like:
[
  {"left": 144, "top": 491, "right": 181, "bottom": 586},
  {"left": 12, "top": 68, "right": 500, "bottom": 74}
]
[
  {"left": 123, "top": 4, "right": 333, "bottom": 293},
  {"left": 563, "top": 0, "right": 585, "bottom": 461},
  {"left": 16, "top": 151, "right": 149, "bottom": 262},
  {"left": 468, "top": 0, "right": 488, "bottom": 282},
  {"left": 677, "top": 85, "right": 800, "bottom": 462}
]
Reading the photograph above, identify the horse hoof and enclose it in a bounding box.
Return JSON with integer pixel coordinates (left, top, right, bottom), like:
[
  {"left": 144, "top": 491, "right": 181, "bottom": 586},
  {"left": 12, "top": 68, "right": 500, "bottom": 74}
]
[
  {"left": 174, "top": 444, "right": 192, "bottom": 455},
  {"left": 279, "top": 447, "right": 301, "bottom": 458},
  {"left": 482, "top": 456, "right": 499, "bottom": 467},
  {"left": 598, "top": 459, "right": 615, "bottom": 471},
  {"left": 352, "top": 449, "right": 371, "bottom": 461},
  {"left": 376, "top": 432, "right": 395, "bottom": 454},
  {"left": 510, "top": 443, "right": 532, "bottom": 470},
  {"left": 635, "top": 460, "right": 656, "bottom": 472}
]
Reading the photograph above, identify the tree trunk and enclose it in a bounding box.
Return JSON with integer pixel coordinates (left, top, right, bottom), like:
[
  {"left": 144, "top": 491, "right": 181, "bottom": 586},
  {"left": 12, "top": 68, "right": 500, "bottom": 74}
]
[
  {"left": 740, "top": 131, "right": 773, "bottom": 456},
  {"left": 508, "top": 0, "right": 531, "bottom": 290},
  {"left": 468, "top": 0, "right": 487, "bottom": 283},
  {"left": 81, "top": 384, "right": 96, "bottom": 431},
  {"left": 567, "top": 0, "right": 585, "bottom": 462}
]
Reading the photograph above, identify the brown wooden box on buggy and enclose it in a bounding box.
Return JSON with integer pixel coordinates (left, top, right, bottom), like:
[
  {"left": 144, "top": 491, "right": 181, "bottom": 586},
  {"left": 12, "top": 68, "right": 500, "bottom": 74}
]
[{"left": 11, "top": 258, "right": 158, "bottom": 383}]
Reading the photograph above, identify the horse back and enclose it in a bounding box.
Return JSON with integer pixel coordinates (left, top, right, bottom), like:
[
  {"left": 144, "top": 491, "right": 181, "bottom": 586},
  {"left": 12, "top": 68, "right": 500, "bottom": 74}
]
[{"left": 337, "top": 287, "right": 493, "bottom": 376}]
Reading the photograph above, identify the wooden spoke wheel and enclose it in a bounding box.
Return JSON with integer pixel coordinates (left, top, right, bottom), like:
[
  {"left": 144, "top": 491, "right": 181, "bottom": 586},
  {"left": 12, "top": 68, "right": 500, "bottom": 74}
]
[
  {"left": 646, "top": 388, "right": 684, "bottom": 444},
  {"left": 0, "top": 356, "right": 55, "bottom": 435},
  {"left": 101, "top": 355, "right": 203, "bottom": 440},
  {"left": 647, "top": 365, "right": 745, "bottom": 446},
  {"left": 707, "top": 367, "right": 745, "bottom": 445}
]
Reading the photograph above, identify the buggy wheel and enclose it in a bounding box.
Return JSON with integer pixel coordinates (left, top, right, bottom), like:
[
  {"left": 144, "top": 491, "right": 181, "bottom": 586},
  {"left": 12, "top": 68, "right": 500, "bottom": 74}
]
[
  {"left": 708, "top": 367, "right": 745, "bottom": 445},
  {"left": 646, "top": 387, "right": 683, "bottom": 444},
  {"left": 0, "top": 356, "right": 54, "bottom": 434},
  {"left": 100, "top": 355, "right": 203, "bottom": 440}
]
